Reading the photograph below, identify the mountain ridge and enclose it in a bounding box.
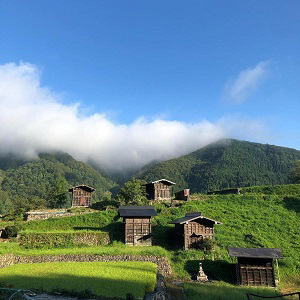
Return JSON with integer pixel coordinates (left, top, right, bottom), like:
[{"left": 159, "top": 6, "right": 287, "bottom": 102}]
[
  {"left": 0, "top": 151, "right": 116, "bottom": 214},
  {"left": 135, "top": 139, "right": 300, "bottom": 193}
]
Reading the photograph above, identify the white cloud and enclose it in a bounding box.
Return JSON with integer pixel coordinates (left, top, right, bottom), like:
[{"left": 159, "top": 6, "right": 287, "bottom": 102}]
[
  {"left": 224, "top": 61, "right": 270, "bottom": 103},
  {"left": 0, "top": 62, "right": 269, "bottom": 172}
]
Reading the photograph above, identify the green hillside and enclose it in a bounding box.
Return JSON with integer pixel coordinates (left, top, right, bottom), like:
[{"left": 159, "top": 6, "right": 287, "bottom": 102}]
[
  {"left": 0, "top": 152, "right": 116, "bottom": 214},
  {"left": 136, "top": 139, "right": 300, "bottom": 193},
  {"left": 4, "top": 189, "right": 300, "bottom": 290}
]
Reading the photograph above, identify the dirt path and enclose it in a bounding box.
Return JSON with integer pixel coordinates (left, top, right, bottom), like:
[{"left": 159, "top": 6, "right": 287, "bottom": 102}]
[{"left": 166, "top": 282, "right": 187, "bottom": 300}]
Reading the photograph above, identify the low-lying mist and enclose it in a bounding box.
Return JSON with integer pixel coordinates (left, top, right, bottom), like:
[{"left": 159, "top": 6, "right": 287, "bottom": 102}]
[{"left": 0, "top": 62, "right": 268, "bottom": 173}]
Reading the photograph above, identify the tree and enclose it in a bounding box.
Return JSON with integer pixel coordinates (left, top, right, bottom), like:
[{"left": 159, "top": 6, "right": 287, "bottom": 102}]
[
  {"left": 0, "top": 190, "right": 13, "bottom": 215},
  {"left": 289, "top": 160, "right": 300, "bottom": 184},
  {"left": 115, "top": 178, "right": 147, "bottom": 205},
  {"left": 49, "top": 176, "right": 70, "bottom": 208}
]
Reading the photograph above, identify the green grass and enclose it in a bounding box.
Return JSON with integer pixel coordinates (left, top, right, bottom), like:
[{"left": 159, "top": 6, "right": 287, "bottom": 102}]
[
  {"left": 151, "top": 194, "right": 300, "bottom": 291},
  {"left": 240, "top": 184, "right": 300, "bottom": 195},
  {"left": 0, "top": 261, "right": 157, "bottom": 298},
  {"left": 0, "top": 242, "right": 170, "bottom": 257},
  {"left": 21, "top": 209, "right": 118, "bottom": 231},
  {"left": 183, "top": 282, "right": 281, "bottom": 300},
  {"left": 6, "top": 190, "right": 300, "bottom": 292}
]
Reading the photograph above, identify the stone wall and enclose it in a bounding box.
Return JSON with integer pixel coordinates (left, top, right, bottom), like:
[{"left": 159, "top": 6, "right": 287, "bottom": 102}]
[
  {"left": 0, "top": 253, "right": 172, "bottom": 277},
  {"left": 24, "top": 210, "right": 94, "bottom": 221},
  {"left": 145, "top": 273, "right": 166, "bottom": 300}
]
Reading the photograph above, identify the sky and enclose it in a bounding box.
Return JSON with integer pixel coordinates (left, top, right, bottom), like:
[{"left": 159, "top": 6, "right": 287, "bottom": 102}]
[{"left": 0, "top": 1, "right": 300, "bottom": 172}]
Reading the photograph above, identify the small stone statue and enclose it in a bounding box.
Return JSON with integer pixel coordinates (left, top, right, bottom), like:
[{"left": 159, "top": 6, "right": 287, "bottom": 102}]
[{"left": 197, "top": 262, "right": 208, "bottom": 282}]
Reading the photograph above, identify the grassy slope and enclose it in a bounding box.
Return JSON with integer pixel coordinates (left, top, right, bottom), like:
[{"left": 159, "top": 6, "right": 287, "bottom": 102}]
[
  {"left": 0, "top": 261, "right": 157, "bottom": 298},
  {"left": 2, "top": 189, "right": 299, "bottom": 295},
  {"left": 183, "top": 282, "right": 281, "bottom": 300},
  {"left": 154, "top": 194, "right": 300, "bottom": 284},
  {"left": 0, "top": 242, "right": 169, "bottom": 257}
]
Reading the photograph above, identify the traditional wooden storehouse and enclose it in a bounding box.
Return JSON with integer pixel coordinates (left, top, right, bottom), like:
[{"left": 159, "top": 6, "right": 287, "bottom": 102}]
[
  {"left": 175, "top": 189, "right": 190, "bottom": 201},
  {"left": 228, "top": 247, "right": 283, "bottom": 287},
  {"left": 170, "top": 212, "right": 222, "bottom": 250},
  {"left": 118, "top": 206, "right": 157, "bottom": 246},
  {"left": 69, "top": 184, "right": 96, "bottom": 207},
  {"left": 145, "top": 179, "right": 175, "bottom": 201}
]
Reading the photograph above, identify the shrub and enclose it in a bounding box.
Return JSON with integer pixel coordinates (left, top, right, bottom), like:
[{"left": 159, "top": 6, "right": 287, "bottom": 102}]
[
  {"left": 2, "top": 225, "right": 19, "bottom": 238},
  {"left": 126, "top": 293, "right": 135, "bottom": 300},
  {"left": 18, "top": 231, "right": 110, "bottom": 248},
  {"left": 192, "top": 238, "right": 216, "bottom": 251}
]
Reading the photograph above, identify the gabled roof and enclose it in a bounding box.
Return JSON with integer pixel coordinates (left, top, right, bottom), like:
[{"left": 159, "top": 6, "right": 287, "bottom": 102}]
[
  {"left": 118, "top": 206, "right": 157, "bottom": 217},
  {"left": 228, "top": 248, "right": 283, "bottom": 259},
  {"left": 68, "top": 184, "right": 96, "bottom": 192},
  {"left": 169, "top": 212, "right": 222, "bottom": 224},
  {"left": 150, "top": 179, "right": 176, "bottom": 185}
]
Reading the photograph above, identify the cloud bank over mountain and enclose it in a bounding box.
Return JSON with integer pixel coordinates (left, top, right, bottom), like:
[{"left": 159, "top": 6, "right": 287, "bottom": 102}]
[{"left": 0, "top": 62, "right": 268, "bottom": 172}]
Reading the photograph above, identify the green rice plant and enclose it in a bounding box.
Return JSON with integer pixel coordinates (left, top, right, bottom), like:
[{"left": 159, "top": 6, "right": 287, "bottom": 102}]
[
  {"left": 0, "top": 261, "right": 157, "bottom": 299},
  {"left": 0, "top": 243, "right": 170, "bottom": 257}
]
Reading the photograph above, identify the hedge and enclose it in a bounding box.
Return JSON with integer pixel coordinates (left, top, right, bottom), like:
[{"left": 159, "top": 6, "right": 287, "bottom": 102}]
[
  {"left": 18, "top": 231, "right": 110, "bottom": 248},
  {"left": 240, "top": 184, "right": 300, "bottom": 195}
]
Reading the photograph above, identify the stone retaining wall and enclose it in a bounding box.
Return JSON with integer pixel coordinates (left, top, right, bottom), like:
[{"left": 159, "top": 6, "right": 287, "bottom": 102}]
[
  {"left": 145, "top": 273, "right": 166, "bottom": 300},
  {"left": 0, "top": 254, "right": 172, "bottom": 277},
  {"left": 24, "top": 211, "right": 94, "bottom": 221}
]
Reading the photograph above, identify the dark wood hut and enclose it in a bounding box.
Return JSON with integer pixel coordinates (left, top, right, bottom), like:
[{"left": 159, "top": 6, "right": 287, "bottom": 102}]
[
  {"left": 228, "top": 247, "right": 283, "bottom": 287},
  {"left": 69, "top": 184, "right": 96, "bottom": 207},
  {"left": 175, "top": 189, "right": 190, "bottom": 201},
  {"left": 118, "top": 206, "right": 157, "bottom": 246},
  {"left": 145, "top": 179, "right": 175, "bottom": 201},
  {"left": 169, "top": 212, "right": 222, "bottom": 250}
]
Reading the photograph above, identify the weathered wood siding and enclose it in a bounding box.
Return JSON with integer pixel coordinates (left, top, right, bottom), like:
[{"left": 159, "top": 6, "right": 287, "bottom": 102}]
[
  {"left": 124, "top": 217, "right": 152, "bottom": 246},
  {"left": 183, "top": 220, "right": 214, "bottom": 250},
  {"left": 237, "top": 257, "right": 275, "bottom": 287},
  {"left": 175, "top": 189, "right": 190, "bottom": 201},
  {"left": 71, "top": 187, "right": 92, "bottom": 207},
  {"left": 146, "top": 182, "right": 173, "bottom": 201}
]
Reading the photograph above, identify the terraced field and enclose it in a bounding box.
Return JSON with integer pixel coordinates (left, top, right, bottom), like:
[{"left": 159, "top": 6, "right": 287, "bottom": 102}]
[{"left": 0, "top": 261, "right": 157, "bottom": 299}]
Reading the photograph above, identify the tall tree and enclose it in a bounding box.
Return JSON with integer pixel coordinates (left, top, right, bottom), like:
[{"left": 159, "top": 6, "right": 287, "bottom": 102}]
[
  {"left": 115, "top": 178, "right": 147, "bottom": 205},
  {"left": 0, "top": 190, "right": 13, "bottom": 215},
  {"left": 289, "top": 160, "right": 300, "bottom": 184},
  {"left": 50, "top": 176, "right": 70, "bottom": 208}
]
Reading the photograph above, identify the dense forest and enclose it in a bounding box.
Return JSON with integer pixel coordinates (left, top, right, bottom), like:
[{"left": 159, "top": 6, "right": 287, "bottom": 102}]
[
  {"left": 1, "top": 139, "right": 300, "bottom": 215},
  {"left": 0, "top": 152, "right": 116, "bottom": 215},
  {"left": 136, "top": 139, "right": 300, "bottom": 193}
]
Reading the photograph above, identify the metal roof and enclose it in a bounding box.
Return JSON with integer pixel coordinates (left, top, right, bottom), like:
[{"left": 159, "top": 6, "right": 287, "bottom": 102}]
[
  {"left": 68, "top": 184, "right": 96, "bottom": 192},
  {"left": 150, "top": 179, "right": 176, "bottom": 185},
  {"left": 118, "top": 206, "right": 157, "bottom": 217},
  {"left": 169, "top": 212, "right": 222, "bottom": 224},
  {"left": 228, "top": 248, "right": 283, "bottom": 259}
]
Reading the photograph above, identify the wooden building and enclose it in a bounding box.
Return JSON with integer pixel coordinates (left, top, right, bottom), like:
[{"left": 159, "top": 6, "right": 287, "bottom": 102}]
[
  {"left": 69, "top": 184, "right": 96, "bottom": 207},
  {"left": 146, "top": 179, "right": 175, "bottom": 201},
  {"left": 118, "top": 206, "right": 157, "bottom": 246},
  {"left": 228, "top": 248, "right": 283, "bottom": 287},
  {"left": 170, "top": 212, "right": 222, "bottom": 250},
  {"left": 175, "top": 189, "right": 190, "bottom": 201}
]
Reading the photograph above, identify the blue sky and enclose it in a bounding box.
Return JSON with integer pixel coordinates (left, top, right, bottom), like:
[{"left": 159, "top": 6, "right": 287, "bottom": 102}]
[{"left": 0, "top": 1, "right": 300, "bottom": 171}]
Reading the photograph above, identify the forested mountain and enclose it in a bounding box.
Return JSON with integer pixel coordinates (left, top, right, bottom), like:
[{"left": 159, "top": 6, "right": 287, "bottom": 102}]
[
  {"left": 136, "top": 139, "right": 300, "bottom": 193},
  {"left": 0, "top": 152, "right": 116, "bottom": 214}
]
